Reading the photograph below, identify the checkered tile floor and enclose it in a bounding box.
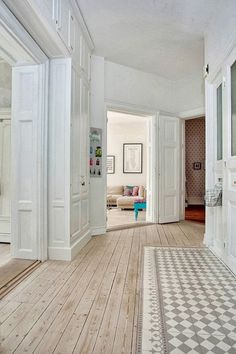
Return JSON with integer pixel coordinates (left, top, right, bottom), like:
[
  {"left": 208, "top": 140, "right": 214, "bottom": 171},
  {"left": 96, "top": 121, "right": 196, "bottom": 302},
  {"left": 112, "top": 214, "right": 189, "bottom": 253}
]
[{"left": 138, "top": 247, "right": 236, "bottom": 353}]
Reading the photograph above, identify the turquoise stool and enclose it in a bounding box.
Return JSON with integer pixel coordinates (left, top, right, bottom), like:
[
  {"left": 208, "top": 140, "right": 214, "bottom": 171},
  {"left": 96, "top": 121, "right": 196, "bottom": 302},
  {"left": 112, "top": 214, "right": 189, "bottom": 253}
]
[{"left": 134, "top": 201, "right": 146, "bottom": 221}]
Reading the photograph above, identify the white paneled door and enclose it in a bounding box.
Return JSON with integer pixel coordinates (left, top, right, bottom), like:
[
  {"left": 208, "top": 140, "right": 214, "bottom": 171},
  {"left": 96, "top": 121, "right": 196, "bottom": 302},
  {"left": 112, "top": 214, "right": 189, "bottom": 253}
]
[
  {"left": 0, "top": 116, "right": 11, "bottom": 243},
  {"left": 11, "top": 66, "right": 40, "bottom": 260},
  {"left": 224, "top": 49, "right": 236, "bottom": 273},
  {"left": 159, "top": 116, "right": 180, "bottom": 223}
]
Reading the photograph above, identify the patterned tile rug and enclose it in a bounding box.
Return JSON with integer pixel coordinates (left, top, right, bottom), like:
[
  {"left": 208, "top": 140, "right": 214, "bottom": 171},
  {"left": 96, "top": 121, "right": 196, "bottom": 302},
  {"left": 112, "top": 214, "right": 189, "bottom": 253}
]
[{"left": 138, "top": 247, "right": 236, "bottom": 354}]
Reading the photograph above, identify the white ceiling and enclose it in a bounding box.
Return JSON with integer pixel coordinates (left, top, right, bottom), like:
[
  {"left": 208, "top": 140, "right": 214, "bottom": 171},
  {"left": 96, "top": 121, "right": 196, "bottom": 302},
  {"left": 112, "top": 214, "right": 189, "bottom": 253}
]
[
  {"left": 77, "top": 0, "right": 221, "bottom": 80},
  {"left": 107, "top": 111, "right": 149, "bottom": 125}
]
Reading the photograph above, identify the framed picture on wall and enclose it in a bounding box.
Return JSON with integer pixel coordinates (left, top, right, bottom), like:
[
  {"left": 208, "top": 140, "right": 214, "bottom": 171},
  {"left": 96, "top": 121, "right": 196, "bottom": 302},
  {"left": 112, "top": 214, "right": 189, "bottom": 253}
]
[
  {"left": 193, "top": 162, "right": 201, "bottom": 170},
  {"left": 123, "top": 143, "right": 143, "bottom": 173},
  {"left": 107, "top": 155, "right": 115, "bottom": 174}
]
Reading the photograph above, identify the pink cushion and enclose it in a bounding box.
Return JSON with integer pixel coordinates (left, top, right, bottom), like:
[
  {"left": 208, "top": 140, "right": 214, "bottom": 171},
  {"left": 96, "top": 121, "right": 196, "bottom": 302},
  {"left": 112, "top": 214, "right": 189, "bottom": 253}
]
[
  {"left": 123, "top": 186, "right": 133, "bottom": 196},
  {"left": 132, "top": 186, "right": 139, "bottom": 196}
]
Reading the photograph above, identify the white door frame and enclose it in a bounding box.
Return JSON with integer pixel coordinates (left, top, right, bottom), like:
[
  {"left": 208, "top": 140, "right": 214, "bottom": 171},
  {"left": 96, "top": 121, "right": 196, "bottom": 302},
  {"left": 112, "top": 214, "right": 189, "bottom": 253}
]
[
  {"left": 104, "top": 101, "right": 159, "bottom": 226},
  {"left": 0, "top": 1, "right": 49, "bottom": 261}
]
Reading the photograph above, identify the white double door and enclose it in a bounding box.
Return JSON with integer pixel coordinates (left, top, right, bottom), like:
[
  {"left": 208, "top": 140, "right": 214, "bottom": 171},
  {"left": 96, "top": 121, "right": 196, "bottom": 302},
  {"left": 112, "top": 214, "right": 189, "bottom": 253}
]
[
  {"left": 210, "top": 46, "right": 236, "bottom": 273},
  {"left": 223, "top": 47, "right": 236, "bottom": 272},
  {"left": 0, "top": 115, "right": 11, "bottom": 243},
  {"left": 158, "top": 116, "right": 181, "bottom": 223}
]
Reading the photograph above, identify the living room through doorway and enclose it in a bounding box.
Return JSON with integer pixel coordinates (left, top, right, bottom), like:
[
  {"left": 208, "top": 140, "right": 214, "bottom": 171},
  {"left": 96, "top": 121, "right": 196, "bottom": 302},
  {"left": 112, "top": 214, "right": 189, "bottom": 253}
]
[{"left": 106, "top": 111, "right": 151, "bottom": 229}]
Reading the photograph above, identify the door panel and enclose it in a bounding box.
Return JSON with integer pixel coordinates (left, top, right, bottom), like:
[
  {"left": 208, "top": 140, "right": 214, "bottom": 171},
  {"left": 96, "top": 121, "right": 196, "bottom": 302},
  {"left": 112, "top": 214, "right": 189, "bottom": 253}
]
[
  {"left": 80, "top": 79, "right": 90, "bottom": 232},
  {"left": 211, "top": 75, "right": 224, "bottom": 256},
  {"left": 11, "top": 66, "right": 39, "bottom": 259},
  {"left": 159, "top": 116, "right": 180, "bottom": 223},
  {"left": 224, "top": 49, "right": 236, "bottom": 272}
]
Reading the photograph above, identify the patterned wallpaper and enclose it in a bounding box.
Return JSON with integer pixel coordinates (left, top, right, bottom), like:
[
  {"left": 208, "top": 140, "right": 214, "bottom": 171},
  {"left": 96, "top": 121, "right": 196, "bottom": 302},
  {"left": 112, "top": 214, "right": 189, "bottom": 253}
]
[{"left": 185, "top": 118, "right": 205, "bottom": 204}]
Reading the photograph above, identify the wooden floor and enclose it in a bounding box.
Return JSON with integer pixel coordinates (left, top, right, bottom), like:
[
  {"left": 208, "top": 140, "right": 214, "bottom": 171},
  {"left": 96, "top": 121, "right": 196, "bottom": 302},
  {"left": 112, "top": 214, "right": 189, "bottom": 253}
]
[
  {"left": 0, "top": 244, "right": 36, "bottom": 295},
  {"left": 0, "top": 221, "right": 204, "bottom": 354},
  {"left": 107, "top": 208, "right": 146, "bottom": 228},
  {"left": 185, "top": 205, "right": 205, "bottom": 223},
  {"left": 0, "top": 243, "right": 11, "bottom": 267}
]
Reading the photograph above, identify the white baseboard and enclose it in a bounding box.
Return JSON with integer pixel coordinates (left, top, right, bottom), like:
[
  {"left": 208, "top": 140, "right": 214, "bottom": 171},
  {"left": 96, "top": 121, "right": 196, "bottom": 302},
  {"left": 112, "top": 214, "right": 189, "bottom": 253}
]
[
  {"left": 0, "top": 233, "right": 11, "bottom": 243},
  {"left": 91, "top": 225, "right": 106, "bottom": 236},
  {"left": 187, "top": 197, "right": 204, "bottom": 205},
  {"left": 48, "top": 230, "right": 91, "bottom": 261},
  {"left": 71, "top": 230, "right": 91, "bottom": 260}
]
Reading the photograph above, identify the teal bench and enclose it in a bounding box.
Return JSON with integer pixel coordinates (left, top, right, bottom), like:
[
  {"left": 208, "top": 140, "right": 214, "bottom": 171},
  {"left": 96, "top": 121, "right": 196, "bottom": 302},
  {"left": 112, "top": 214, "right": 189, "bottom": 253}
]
[{"left": 134, "top": 201, "right": 146, "bottom": 221}]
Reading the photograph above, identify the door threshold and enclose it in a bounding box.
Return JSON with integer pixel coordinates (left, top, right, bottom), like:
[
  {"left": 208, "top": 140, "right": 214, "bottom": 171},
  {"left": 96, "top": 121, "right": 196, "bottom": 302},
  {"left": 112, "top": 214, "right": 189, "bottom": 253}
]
[
  {"left": 107, "top": 222, "right": 154, "bottom": 232},
  {"left": 0, "top": 260, "right": 41, "bottom": 299}
]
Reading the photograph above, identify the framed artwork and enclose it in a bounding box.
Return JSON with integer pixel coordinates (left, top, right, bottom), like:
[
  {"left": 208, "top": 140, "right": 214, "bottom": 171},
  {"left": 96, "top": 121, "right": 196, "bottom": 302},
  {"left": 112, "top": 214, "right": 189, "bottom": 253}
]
[
  {"left": 107, "top": 155, "right": 115, "bottom": 174},
  {"left": 193, "top": 162, "right": 201, "bottom": 170},
  {"left": 123, "top": 143, "right": 143, "bottom": 174}
]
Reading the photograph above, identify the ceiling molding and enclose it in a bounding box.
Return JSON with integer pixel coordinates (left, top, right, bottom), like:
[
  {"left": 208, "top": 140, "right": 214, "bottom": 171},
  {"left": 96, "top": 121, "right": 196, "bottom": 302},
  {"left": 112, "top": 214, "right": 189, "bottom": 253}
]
[
  {"left": 73, "top": 0, "right": 95, "bottom": 51},
  {"left": 0, "top": 0, "right": 48, "bottom": 64},
  {"left": 178, "top": 107, "right": 205, "bottom": 119}
]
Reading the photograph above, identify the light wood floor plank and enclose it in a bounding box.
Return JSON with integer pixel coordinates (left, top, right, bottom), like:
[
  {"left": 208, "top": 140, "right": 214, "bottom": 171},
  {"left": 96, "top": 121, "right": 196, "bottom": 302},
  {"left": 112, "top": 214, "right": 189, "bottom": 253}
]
[
  {"left": 5, "top": 235, "right": 117, "bottom": 354},
  {"left": 0, "top": 221, "right": 204, "bottom": 354}
]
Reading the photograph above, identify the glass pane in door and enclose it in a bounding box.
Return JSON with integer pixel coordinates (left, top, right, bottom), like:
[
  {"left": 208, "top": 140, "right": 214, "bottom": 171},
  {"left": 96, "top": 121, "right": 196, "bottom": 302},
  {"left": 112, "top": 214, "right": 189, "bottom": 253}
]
[
  {"left": 231, "top": 60, "right": 236, "bottom": 156},
  {"left": 217, "top": 83, "right": 223, "bottom": 160}
]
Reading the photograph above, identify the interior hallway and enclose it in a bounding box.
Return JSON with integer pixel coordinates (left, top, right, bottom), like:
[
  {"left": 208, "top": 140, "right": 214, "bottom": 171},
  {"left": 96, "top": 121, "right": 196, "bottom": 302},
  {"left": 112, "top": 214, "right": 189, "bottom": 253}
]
[{"left": 0, "top": 221, "right": 204, "bottom": 354}]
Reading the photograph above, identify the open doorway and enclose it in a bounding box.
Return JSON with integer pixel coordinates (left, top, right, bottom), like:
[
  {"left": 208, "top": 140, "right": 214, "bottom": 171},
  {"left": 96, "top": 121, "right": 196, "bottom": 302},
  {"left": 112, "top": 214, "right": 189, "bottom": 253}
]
[
  {"left": 0, "top": 58, "right": 37, "bottom": 295},
  {"left": 106, "top": 111, "right": 153, "bottom": 229},
  {"left": 0, "top": 2, "right": 48, "bottom": 296},
  {"left": 185, "top": 117, "right": 205, "bottom": 223}
]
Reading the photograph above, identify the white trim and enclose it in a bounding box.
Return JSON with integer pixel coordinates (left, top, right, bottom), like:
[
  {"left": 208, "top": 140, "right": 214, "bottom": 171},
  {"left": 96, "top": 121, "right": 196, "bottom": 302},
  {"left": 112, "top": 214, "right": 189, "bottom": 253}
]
[
  {"left": 91, "top": 226, "right": 106, "bottom": 236},
  {"left": 38, "top": 62, "right": 49, "bottom": 261},
  {"left": 0, "top": 234, "right": 10, "bottom": 242},
  {"left": 0, "top": 108, "right": 11, "bottom": 119},
  {"left": 0, "top": 1, "right": 48, "bottom": 64},
  {"left": 73, "top": 0, "right": 94, "bottom": 51},
  {"left": 187, "top": 197, "right": 204, "bottom": 205},
  {"left": 178, "top": 107, "right": 205, "bottom": 119},
  {"left": 206, "top": 30, "right": 236, "bottom": 83},
  {"left": 48, "top": 231, "right": 91, "bottom": 261},
  {"left": 0, "top": 3, "right": 49, "bottom": 262},
  {"left": 105, "top": 98, "right": 162, "bottom": 117}
]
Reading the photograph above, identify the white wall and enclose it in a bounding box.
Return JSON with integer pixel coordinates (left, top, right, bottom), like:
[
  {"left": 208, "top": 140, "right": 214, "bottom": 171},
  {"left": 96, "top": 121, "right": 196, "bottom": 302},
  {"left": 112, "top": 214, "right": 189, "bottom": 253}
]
[
  {"left": 205, "top": 1, "right": 236, "bottom": 80},
  {"left": 0, "top": 61, "right": 11, "bottom": 108},
  {"left": 105, "top": 61, "right": 175, "bottom": 113},
  {"left": 174, "top": 71, "right": 205, "bottom": 114},
  {"left": 105, "top": 60, "right": 204, "bottom": 115},
  {"left": 107, "top": 116, "right": 147, "bottom": 186}
]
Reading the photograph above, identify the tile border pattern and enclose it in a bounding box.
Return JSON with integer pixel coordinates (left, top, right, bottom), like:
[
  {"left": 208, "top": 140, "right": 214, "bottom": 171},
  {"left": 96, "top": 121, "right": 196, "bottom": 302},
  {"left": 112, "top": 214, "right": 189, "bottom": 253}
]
[{"left": 137, "top": 247, "right": 236, "bottom": 354}]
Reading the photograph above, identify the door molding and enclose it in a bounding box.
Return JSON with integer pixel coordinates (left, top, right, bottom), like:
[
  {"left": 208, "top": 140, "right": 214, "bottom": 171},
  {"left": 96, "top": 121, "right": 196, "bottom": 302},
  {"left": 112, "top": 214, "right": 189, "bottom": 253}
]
[
  {"left": 0, "top": 2, "right": 49, "bottom": 261},
  {"left": 104, "top": 100, "right": 159, "bottom": 228}
]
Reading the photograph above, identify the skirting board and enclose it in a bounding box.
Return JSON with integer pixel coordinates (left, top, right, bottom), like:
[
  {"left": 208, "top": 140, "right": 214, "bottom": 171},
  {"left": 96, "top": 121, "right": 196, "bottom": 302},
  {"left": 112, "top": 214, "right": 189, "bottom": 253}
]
[
  {"left": 0, "top": 234, "right": 11, "bottom": 243},
  {"left": 91, "top": 226, "right": 106, "bottom": 236},
  {"left": 48, "top": 230, "right": 91, "bottom": 261},
  {"left": 187, "top": 197, "right": 204, "bottom": 205}
]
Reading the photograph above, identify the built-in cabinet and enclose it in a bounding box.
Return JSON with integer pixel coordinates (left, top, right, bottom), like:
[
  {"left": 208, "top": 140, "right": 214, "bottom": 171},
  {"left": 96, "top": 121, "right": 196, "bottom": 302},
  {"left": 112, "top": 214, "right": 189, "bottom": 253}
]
[{"left": 48, "top": 2, "right": 91, "bottom": 260}]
